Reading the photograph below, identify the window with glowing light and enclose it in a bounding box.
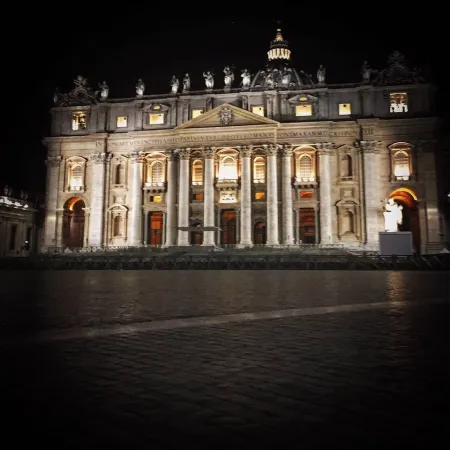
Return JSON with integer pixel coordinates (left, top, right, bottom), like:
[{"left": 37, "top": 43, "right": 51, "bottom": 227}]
[
  {"left": 70, "top": 165, "right": 83, "bottom": 190},
  {"left": 339, "top": 103, "right": 351, "bottom": 115},
  {"left": 393, "top": 150, "right": 411, "bottom": 179},
  {"left": 149, "top": 113, "right": 165, "bottom": 125},
  {"left": 72, "top": 112, "right": 87, "bottom": 131},
  {"left": 220, "top": 156, "right": 238, "bottom": 180},
  {"left": 299, "top": 191, "right": 313, "bottom": 199},
  {"left": 253, "top": 157, "right": 265, "bottom": 183},
  {"left": 116, "top": 116, "right": 128, "bottom": 128},
  {"left": 192, "top": 160, "right": 203, "bottom": 184},
  {"left": 390, "top": 92, "right": 408, "bottom": 113},
  {"left": 149, "top": 195, "right": 162, "bottom": 203},
  {"left": 296, "top": 104, "right": 312, "bottom": 117},
  {"left": 297, "top": 155, "right": 313, "bottom": 180},
  {"left": 192, "top": 109, "right": 204, "bottom": 119},
  {"left": 193, "top": 193, "right": 203, "bottom": 201},
  {"left": 252, "top": 106, "right": 265, "bottom": 116},
  {"left": 254, "top": 192, "right": 265, "bottom": 200}
]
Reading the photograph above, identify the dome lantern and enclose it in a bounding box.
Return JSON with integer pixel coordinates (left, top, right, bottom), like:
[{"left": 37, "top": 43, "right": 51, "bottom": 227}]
[{"left": 267, "top": 29, "right": 291, "bottom": 61}]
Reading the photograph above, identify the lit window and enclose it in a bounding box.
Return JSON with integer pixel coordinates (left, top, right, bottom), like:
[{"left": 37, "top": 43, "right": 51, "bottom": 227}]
[
  {"left": 193, "top": 193, "right": 203, "bottom": 201},
  {"left": 253, "top": 157, "right": 265, "bottom": 183},
  {"left": 299, "top": 191, "right": 313, "bottom": 199},
  {"left": 149, "top": 161, "right": 164, "bottom": 185},
  {"left": 153, "top": 105, "right": 161, "bottom": 110},
  {"left": 252, "top": 106, "right": 265, "bottom": 116},
  {"left": 72, "top": 112, "right": 87, "bottom": 131},
  {"left": 296, "top": 104, "right": 312, "bottom": 117},
  {"left": 150, "top": 195, "right": 162, "bottom": 203},
  {"left": 255, "top": 192, "right": 265, "bottom": 200},
  {"left": 149, "top": 113, "right": 165, "bottom": 125},
  {"left": 192, "top": 109, "right": 204, "bottom": 119},
  {"left": 393, "top": 151, "right": 411, "bottom": 179},
  {"left": 219, "top": 156, "right": 237, "bottom": 180},
  {"left": 339, "top": 103, "right": 351, "bottom": 115},
  {"left": 116, "top": 116, "right": 128, "bottom": 128},
  {"left": 70, "top": 165, "right": 83, "bottom": 190},
  {"left": 192, "top": 160, "right": 203, "bottom": 184},
  {"left": 297, "top": 155, "right": 313, "bottom": 180},
  {"left": 390, "top": 92, "right": 408, "bottom": 113}
]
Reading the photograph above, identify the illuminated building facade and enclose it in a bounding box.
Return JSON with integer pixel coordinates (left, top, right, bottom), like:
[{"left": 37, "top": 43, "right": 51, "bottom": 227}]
[{"left": 42, "top": 30, "right": 446, "bottom": 253}]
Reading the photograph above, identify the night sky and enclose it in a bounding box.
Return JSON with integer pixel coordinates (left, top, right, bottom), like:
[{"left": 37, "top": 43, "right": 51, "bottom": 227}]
[{"left": 3, "top": 8, "right": 445, "bottom": 200}]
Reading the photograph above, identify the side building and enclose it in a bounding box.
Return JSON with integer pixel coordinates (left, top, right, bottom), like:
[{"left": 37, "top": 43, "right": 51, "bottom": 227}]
[{"left": 42, "top": 30, "right": 446, "bottom": 253}]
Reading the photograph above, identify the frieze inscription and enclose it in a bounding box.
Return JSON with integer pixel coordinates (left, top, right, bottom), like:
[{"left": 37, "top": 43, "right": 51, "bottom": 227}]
[{"left": 279, "top": 130, "right": 355, "bottom": 139}]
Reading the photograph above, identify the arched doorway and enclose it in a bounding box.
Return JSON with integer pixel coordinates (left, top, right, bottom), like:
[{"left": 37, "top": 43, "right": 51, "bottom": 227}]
[
  {"left": 190, "top": 222, "right": 203, "bottom": 245},
  {"left": 62, "top": 197, "right": 85, "bottom": 248},
  {"left": 221, "top": 209, "right": 237, "bottom": 245},
  {"left": 389, "top": 188, "right": 420, "bottom": 252},
  {"left": 254, "top": 222, "right": 266, "bottom": 245},
  {"left": 148, "top": 212, "right": 163, "bottom": 245}
]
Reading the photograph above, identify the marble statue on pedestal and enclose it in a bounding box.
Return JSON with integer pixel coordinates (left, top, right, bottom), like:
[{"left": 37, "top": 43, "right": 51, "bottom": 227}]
[
  {"left": 241, "top": 69, "right": 251, "bottom": 89},
  {"left": 383, "top": 198, "right": 403, "bottom": 232},
  {"left": 281, "top": 67, "right": 292, "bottom": 87},
  {"left": 183, "top": 73, "right": 191, "bottom": 92},
  {"left": 98, "top": 81, "right": 109, "bottom": 100},
  {"left": 223, "top": 65, "right": 234, "bottom": 88},
  {"left": 361, "top": 61, "right": 371, "bottom": 83},
  {"left": 203, "top": 71, "right": 214, "bottom": 89},
  {"left": 170, "top": 75, "right": 179, "bottom": 94},
  {"left": 136, "top": 78, "right": 145, "bottom": 97},
  {"left": 317, "top": 65, "right": 326, "bottom": 84}
]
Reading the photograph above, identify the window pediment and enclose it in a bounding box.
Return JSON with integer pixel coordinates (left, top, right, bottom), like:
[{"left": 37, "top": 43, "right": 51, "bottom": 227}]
[
  {"left": 143, "top": 103, "right": 170, "bottom": 112},
  {"left": 288, "top": 94, "right": 319, "bottom": 105}
]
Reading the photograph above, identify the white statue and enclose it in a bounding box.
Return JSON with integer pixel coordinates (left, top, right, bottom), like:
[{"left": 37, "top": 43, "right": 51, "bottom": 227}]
[
  {"left": 241, "top": 69, "right": 251, "bottom": 89},
  {"left": 223, "top": 65, "right": 234, "bottom": 87},
  {"left": 361, "top": 61, "right": 371, "bottom": 83},
  {"left": 317, "top": 65, "right": 326, "bottom": 84},
  {"left": 265, "top": 71, "right": 274, "bottom": 89},
  {"left": 136, "top": 78, "right": 145, "bottom": 97},
  {"left": 98, "top": 81, "right": 109, "bottom": 99},
  {"left": 383, "top": 198, "right": 403, "bottom": 232},
  {"left": 281, "top": 67, "right": 292, "bottom": 87},
  {"left": 183, "top": 73, "right": 191, "bottom": 92},
  {"left": 203, "top": 71, "right": 214, "bottom": 89},
  {"left": 170, "top": 75, "right": 179, "bottom": 94}
]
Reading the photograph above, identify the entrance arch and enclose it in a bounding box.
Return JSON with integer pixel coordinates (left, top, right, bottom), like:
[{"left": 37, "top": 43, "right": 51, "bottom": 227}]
[
  {"left": 190, "top": 222, "right": 203, "bottom": 245},
  {"left": 62, "top": 197, "right": 86, "bottom": 248},
  {"left": 254, "top": 221, "right": 266, "bottom": 245},
  {"left": 388, "top": 188, "right": 420, "bottom": 252},
  {"left": 148, "top": 212, "right": 163, "bottom": 246}
]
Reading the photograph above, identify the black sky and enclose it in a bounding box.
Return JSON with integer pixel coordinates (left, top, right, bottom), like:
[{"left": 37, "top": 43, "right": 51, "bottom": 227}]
[{"left": 2, "top": 7, "right": 446, "bottom": 198}]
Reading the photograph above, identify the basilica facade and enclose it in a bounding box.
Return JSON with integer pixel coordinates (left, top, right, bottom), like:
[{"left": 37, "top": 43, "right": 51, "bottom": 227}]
[{"left": 42, "top": 30, "right": 445, "bottom": 253}]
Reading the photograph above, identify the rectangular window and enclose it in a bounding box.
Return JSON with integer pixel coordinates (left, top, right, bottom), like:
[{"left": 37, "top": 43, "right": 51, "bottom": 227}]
[
  {"left": 192, "top": 193, "right": 203, "bottom": 201},
  {"left": 149, "top": 113, "right": 165, "bottom": 125},
  {"left": 254, "top": 192, "right": 265, "bottom": 200},
  {"left": 338, "top": 103, "right": 351, "bottom": 115},
  {"left": 390, "top": 92, "right": 408, "bottom": 113},
  {"left": 252, "top": 106, "right": 265, "bottom": 116},
  {"left": 192, "top": 109, "right": 204, "bottom": 119},
  {"left": 71, "top": 112, "right": 87, "bottom": 131},
  {"left": 296, "top": 105, "right": 312, "bottom": 117},
  {"left": 116, "top": 116, "right": 128, "bottom": 128},
  {"left": 149, "top": 195, "right": 162, "bottom": 203},
  {"left": 9, "top": 224, "right": 17, "bottom": 250}
]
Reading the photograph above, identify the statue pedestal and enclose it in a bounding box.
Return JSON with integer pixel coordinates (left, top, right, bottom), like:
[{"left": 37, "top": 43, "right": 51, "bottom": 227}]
[{"left": 379, "top": 231, "right": 414, "bottom": 256}]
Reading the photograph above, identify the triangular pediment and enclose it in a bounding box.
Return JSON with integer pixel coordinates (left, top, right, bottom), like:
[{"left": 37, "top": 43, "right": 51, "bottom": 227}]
[{"left": 176, "top": 103, "right": 279, "bottom": 129}]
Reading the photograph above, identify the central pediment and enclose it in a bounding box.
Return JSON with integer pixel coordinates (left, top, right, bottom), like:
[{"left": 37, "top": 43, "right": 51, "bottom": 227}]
[{"left": 176, "top": 103, "right": 279, "bottom": 129}]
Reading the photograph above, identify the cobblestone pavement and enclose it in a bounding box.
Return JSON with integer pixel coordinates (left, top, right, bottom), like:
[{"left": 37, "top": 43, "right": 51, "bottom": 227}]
[{"left": 3, "top": 293, "right": 450, "bottom": 449}]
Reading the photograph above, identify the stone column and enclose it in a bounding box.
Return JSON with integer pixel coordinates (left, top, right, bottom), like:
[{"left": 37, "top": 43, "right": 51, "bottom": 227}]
[
  {"left": 177, "top": 148, "right": 190, "bottom": 246},
  {"left": 88, "top": 153, "right": 109, "bottom": 247},
  {"left": 317, "top": 143, "right": 334, "bottom": 244},
  {"left": 360, "top": 140, "right": 382, "bottom": 249},
  {"left": 127, "top": 151, "right": 144, "bottom": 246},
  {"left": 164, "top": 150, "right": 178, "bottom": 247},
  {"left": 265, "top": 144, "right": 279, "bottom": 245},
  {"left": 43, "top": 156, "right": 62, "bottom": 249},
  {"left": 294, "top": 208, "right": 300, "bottom": 244},
  {"left": 238, "top": 146, "right": 253, "bottom": 247},
  {"left": 202, "top": 147, "right": 216, "bottom": 246},
  {"left": 281, "top": 144, "right": 294, "bottom": 245}
]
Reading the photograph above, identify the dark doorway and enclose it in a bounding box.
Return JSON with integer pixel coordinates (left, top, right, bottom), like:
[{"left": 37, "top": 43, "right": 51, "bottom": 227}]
[
  {"left": 220, "top": 209, "right": 237, "bottom": 245},
  {"left": 148, "top": 212, "right": 163, "bottom": 245},
  {"left": 62, "top": 197, "right": 86, "bottom": 248},
  {"left": 190, "top": 223, "right": 203, "bottom": 245},
  {"left": 254, "top": 221, "right": 266, "bottom": 245},
  {"left": 299, "top": 208, "right": 316, "bottom": 244}
]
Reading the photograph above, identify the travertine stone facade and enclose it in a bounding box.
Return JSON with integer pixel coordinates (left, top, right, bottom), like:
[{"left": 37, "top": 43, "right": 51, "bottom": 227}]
[{"left": 42, "top": 30, "right": 446, "bottom": 253}]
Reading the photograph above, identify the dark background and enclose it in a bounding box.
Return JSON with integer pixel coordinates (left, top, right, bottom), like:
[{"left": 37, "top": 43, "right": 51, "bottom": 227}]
[{"left": 2, "top": 7, "right": 446, "bottom": 200}]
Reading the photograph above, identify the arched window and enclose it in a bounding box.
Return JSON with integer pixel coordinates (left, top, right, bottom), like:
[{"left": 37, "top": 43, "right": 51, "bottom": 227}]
[
  {"left": 192, "top": 160, "right": 203, "bottom": 184},
  {"left": 113, "top": 215, "right": 123, "bottom": 237},
  {"left": 115, "top": 164, "right": 125, "bottom": 185},
  {"left": 150, "top": 161, "right": 164, "bottom": 185},
  {"left": 340, "top": 155, "right": 353, "bottom": 178},
  {"left": 70, "top": 165, "right": 83, "bottom": 189},
  {"left": 220, "top": 156, "right": 237, "bottom": 180},
  {"left": 298, "top": 154, "right": 313, "bottom": 180},
  {"left": 253, "top": 157, "right": 265, "bottom": 183},
  {"left": 393, "top": 151, "right": 411, "bottom": 179}
]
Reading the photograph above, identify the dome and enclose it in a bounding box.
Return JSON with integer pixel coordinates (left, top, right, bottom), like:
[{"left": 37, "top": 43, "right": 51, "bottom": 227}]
[{"left": 250, "top": 29, "right": 314, "bottom": 89}]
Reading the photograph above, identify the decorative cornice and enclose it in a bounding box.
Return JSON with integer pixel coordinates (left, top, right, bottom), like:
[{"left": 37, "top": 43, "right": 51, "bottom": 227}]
[
  {"left": 128, "top": 150, "right": 145, "bottom": 163},
  {"left": 46, "top": 156, "right": 62, "bottom": 168},
  {"left": 359, "top": 140, "right": 382, "bottom": 154}
]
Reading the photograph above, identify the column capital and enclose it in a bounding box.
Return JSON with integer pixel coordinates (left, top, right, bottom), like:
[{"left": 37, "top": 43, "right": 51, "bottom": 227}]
[
  {"left": 263, "top": 143, "right": 278, "bottom": 156},
  {"left": 89, "top": 152, "right": 112, "bottom": 165},
  {"left": 239, "top": 145, "right": 253, "bottom": 158},
  {"left": 166, "top": 149, "right": 178, "bottom": 162},
  {"left": 279, "top": 144, "right": 294, "bottom": 157},
  {"left": 177, "top": 148, "right": 191, "bottom": 160},
  {"left": 201, "top": 146, "right": 216, "bottom": 159},
  {"left": 46, "top": 155, "right": 62, "bottom": 168},
  {"left": 418, "top": 139, "right": 437, "bottom": 153},
  {"left": 358, "top": 140, "right": 382, "bottom": 154},
  {"left": 316, "top": 142, "right": 335, "bottom": 155},
  {"left": 128, "top": 150, "right": 145, "bottom": 163}
]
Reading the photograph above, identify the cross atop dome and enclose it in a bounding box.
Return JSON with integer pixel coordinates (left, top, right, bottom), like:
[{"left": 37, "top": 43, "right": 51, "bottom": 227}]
[{"left": 268, "top": 28, "right": 291, "bottom": 61}]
